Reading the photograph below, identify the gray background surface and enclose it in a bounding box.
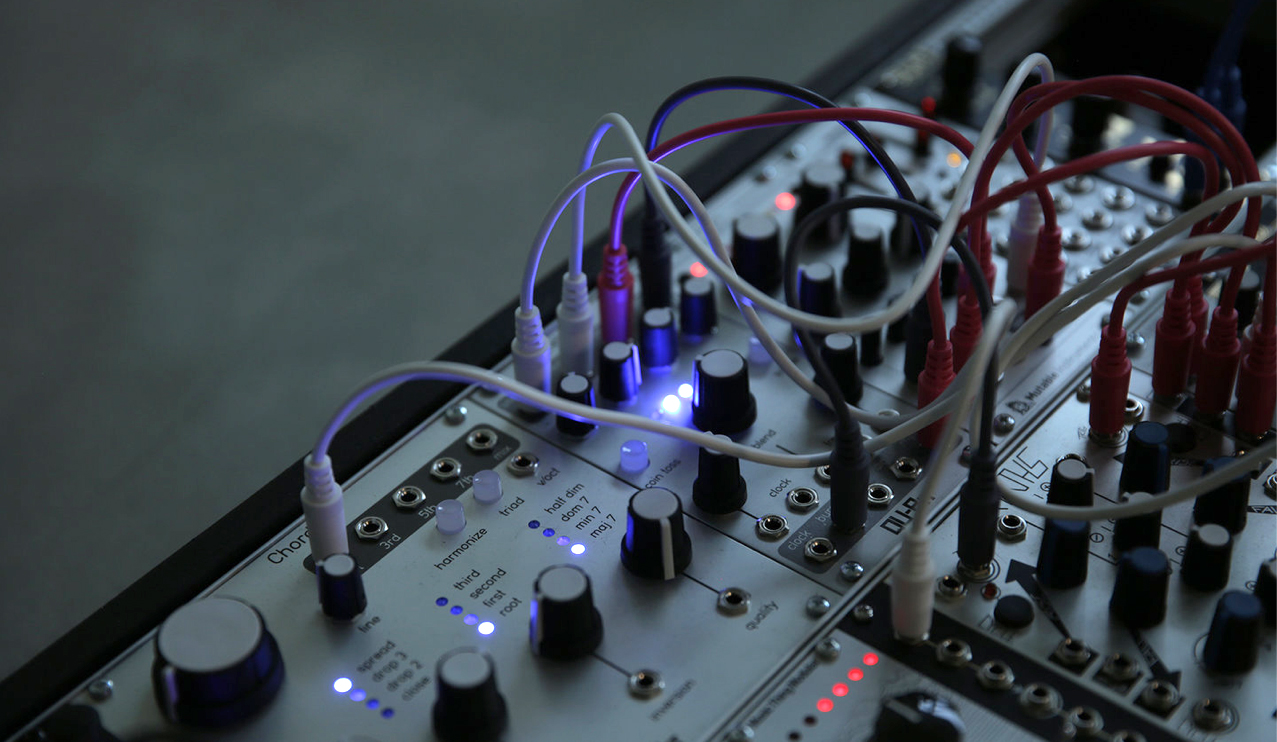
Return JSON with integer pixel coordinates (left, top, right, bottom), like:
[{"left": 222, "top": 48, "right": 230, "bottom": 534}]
[{"left": 0, "top": 1, "right": 904, "bottom": 680}]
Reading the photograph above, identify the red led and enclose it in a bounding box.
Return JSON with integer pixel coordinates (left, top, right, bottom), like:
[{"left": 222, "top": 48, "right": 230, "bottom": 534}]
[
  {"left": 921, "top": 96, "right": 937, "bottom": 118},
  {"left": 774, "top": 192, "right": 796, "bottom": 211},
  {"left": 832, "top": 683, "right": 849, "bottom": 697},
  {"left": 689, "top": 261, "right": 708, "bottom": 278},
  {"left": 817, "top": 698, "right": 834, "bottom": 713},
  {"left": 863, "top": 653, "right": 879, "bottom": 666},
  {"left": 847, "top": 668, "right": 864, "bottom": 682}
]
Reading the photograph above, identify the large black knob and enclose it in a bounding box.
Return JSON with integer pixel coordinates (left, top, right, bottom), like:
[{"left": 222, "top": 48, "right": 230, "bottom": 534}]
[
  {"left": 316, "top": 553, "right": 367, "bottom": 621},
  {"left": 530, "top": 565, "right": 603, "bottom": 660},
  {"left": 938, "top": 34, "right": 982, "bottom": 120},
  {"left": 843, "top": 222, "right": 889, "bottom": 298},
  {"left": 1047, "top": 458, "right": 1094, "bottom": 507},
  {"left": 621, "top": 488, "right": 693, "bottom": 580},
  {"left": 819, "top": 332, "right": 863, "bottom": 404},
  {"left": 1180, "top": 524, "right": 1234, "bottom": 591},
  {"left": 556, "top": 372, "right": 597, "bottom": 437},
  {"left": 1036, "top": 518, "right": 1090, "bottom": 589},
  {"left": 874, "top": 691, "right": 965, "bottom": 742},
  {"left": 598, "top": 341, "right": 641, "bottom": 404},
  {"left": 732, "top": 214, "right": 782, "bottom": 294},
  {"left": 1203, "top": 591, "right": 1264, "bottom": 674},
  {"left": 639, "top": 307, "right": 679, "bottom": 369},
  {"left": 792, "top": 164, "right": 846, "bottom": 244},
  {"left": 798, "top": 262, "right": 841, "bottom": 319},
  {"left": 432, "top": 648, "right": 508, "bottom": 742},
  {"left": 1120, "top": 422, "right": 1171, "bottom": 495},
  {"left": 1193, "top": 457, "right": 1249, "bottom": 533},
  {"left": 1256, "top": 559, "right": 1276, "bottom": 625},
  {"left": 680, "top": 276, "right": 718, "bottom": 338},
  {"left": 691, "top": 349, "right": 756, "bottom": 435},
  {"left": 1109, "top": 547, "right": 1171, "bottom": 628},
  {"left": 152, "top": 598, "right": 285, "bottom": 727},
  {"left": 1112, "top": 492, "right": 1162, "bottom": 551},
  {"left": 692, "top": 435, "right": 747, "bottom": 514}
]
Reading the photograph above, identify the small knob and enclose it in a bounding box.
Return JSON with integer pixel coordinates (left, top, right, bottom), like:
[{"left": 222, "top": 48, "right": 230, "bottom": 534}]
[
  {"left": 874, "top": 691, "right": 965, "bottom": 742},
  {"left": 792, "top": 163, "right": 846, "bottom": 244},
  {"left": 316, "top": 553, "right": 367, "bottom": 621},
  {"left": 436, "top": 500, "right": 466, "bottom": 536},
  {"left": 1035, "top": 518, "right": 1090, "bottom": 589},
  {"left": 152, "top": 598, "right": 285, "bottom": 727},
  {"left": 555, "top": 372, "right": 597, "bottom": 437},
  {"left": 1109, "top": 547, "right": 1170, "bottom": 628},
  {"left": 691, "top": 349, "right": 756, "bottom": 435},
  {"left": 902, "top": 300, "right": 933, "bottom": 384},
  {"left": 732, "top": 214, "right": 782, "bottom": 294},
  {"left": 1193, "top": 457, "right": 1249, "bottom": 533},
  {"left": 1112, "top": 492, "right": 1162, "bottom": 551},
  {"left": 1203, "top": 591, "right": 1264, "bottom": 674},
  {"left": 621, "top": 488, "right": 693, "bottom": 580},
  {"left": 819, "top": 333, "right": 863, "bottom": 404},
  {"left": 843, "top": 222, "right": 888, "bottom": 298},
  {"left": 1181, "top": 524, "right": 1234, "bottom": 591},
  {"left": 1047, "top": 458, "right": 1094, "bottom": 507},
  {"left": 530, "top": 564, "right": 603, "bottom": 660},
  {"left": 939, "top": 34, "right": 982, "bottom": 120},
  {"left": 432, "top": 648, "right": 508, "bottom": 742},
  {"left": 473, "top": 470, "right": 503, "bottom": 505},
  {"left": 1068, "top": 96, "right": 1114, "bottom": 160},
  {"left": 1148, "top": 153, "right": 1171, "bottom": 183},
  {"left": 598, "top": 341, "right": 641, "bottom": 404},
  {"left": 1256, "top": 558, "right": 1276, "bottom": 625},
  {"left": 860, "top": 328, "right": 884, "bottom": 367},
  {"left": 692, "top": 435, "right": 747, "bottom": 514},
  {"left": 1119, "top": 421, "right": 1171, "bottom": 495},
  {"left": 639, "top": 307, "right": 679, "bottom": 368},
  {"left": 890, "top": 212, "right": 923, "bottom": 260},
  {"left": 679, "top": 276, "right": 718, "bottom": 338},
  {"left": 798, "top": 262, "right": 841, "bottom": 319}
]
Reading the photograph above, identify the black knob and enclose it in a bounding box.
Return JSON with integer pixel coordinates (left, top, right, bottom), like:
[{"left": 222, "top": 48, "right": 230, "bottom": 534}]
[
  {"left": 939, "top": 34, "right": 982, "bottom": 120},
  {"left": 432, "top": 648, "right": 508, "bottom": 742},
  {"left": 1181, "top": 524, "right": 1234, "bottom": 591},
  {"left": 29, "top": 705, "right": 119, "bottom": 742},
  {"left": 556, "top": 372, "right": 597, "bottom": 437},
  {"left": 939, "top": 253, "right": 961, "bottom": 298},
  {"left": 1119, "top": 421, "right": 1171, "bottom": 494},
  {"left": 1109, "top": 547, "right": 1170, "bottom": 628},
  {"left": 903, "top": 300, "right": 933, "bottom": 384},
  {"left": 1256, "top": 558, "right": 1276, "bottom": 625},
  {"left": 152, "top": 598, "right": 285, "bottom": 727},
  {"left": 1203, "top": 590, "right": 1264, "bottom": 674},
  {"left": 861, "top": 328, "right": 884, "bottom": 367},
  {"left": 316, "top": 553, "right": 367, "bottom": 622},
  {"left": 1036, "top": 518, "right": 1090, "bottom": 589},
  {"left": 1048, "top": 458, "right": 1094, "bottom": 507},
  {"left": 1112, "top": 492, "right": 1162, "bottom": 551},
  {"left": 621, "top": 488, "right": 693, "bottom": 580},
  {"left": 798, "top": 262, "right": 841, "bottom": 318},
  {"left": 843, "top": 222, "right": 888, "bottom": 298},
  {"left": 891, "top": 212, "right": 923, "bottom": 260},
  {"left": 530, "top": 564, "right": 603, "bottom": 660},
  {"left": 886, "top": 292, "right": 909, "bottom": 342},
  {"left": 639, "top": 307, "right": 679, "bottom": 368},
  {"left": 1194, "top": 457, "right": 1249, "bottom": 533},
  {"left": 1235, "top": 268, "right": 1262, "bottom": 334},
  {"left": 792, "top": 163, "right": 846, "bottom": 244},
  {"left": 679, "top": 276, "right": 718, "bottom": 338},
  {"left": 692, "top": 435, "right": 747, "bottom": 514},
  {"left": 1068, "top": 96, "right": 1114, "bottom": 160},
  {"left": 875, "top": 691, "right": 965, "bottom": 742},
  {"left": 732, "top": 214, "right": 782, "bottom": 294},
  {"left": 819, "top": 333, "right": 863, "bottom": 404},
  {"left": 1148, "top": 153, "right": 1171, "bottom": 183},
  {"left": 598, "top": 341, "right": 641, "bottom": 404},
  {"left": 691, "top": 349, "right": 756, "bottom": 435}
]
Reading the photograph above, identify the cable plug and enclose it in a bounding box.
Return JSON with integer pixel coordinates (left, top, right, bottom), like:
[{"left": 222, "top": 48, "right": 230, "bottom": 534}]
[
  {"left": 556, "top": 272, "right": 594, "bottom": 377},
  {"left": 1193, "top": 307, "right": 1241, "bottom": 416},
  {"left": 598, "top": 242, "right": 634, "bottom": 344},
  {"left": 1005, "top": 194, "right": 1043, "bottom": 296},
  {"left": 301, "top": 454, "right": 349, "bottom": 560},
  {"left": 1152, "top": 287, "right": 1196, "bottom": 399},
  {"left": 1187, "top": 275, "right": 1209, "bottom": 376},
  {"left": 891, "top": 526, "right": 936, "bottom": 643},
  {"left": 956, "top": 445, "right": 999, "bottom": 574},
  {"left": 949, "top": 293, "right": 982, "bottom": 371},
  {"left": 1024, "top": 224, "right": 1064, "bottom": 320},
  {"left": 903, "top": 300, "right": 933, "bottom": 384},
  {"left": 916, "top": 339, "right": 956, "bottom": 448},
  {"left": 828, "top": 422, "right": 871, "bottom": 534},
  {"left": 1089, "top": 326, "right": 1132, "bottom": 439},
  {"left": 512, "top": 307, "right": 552, "bottom": 396},
  {"left": 978, "top": 230, "right": 997, "bottom": 298},
  {"left": 1234, "top": 322, "right": 1276, "bottom": 439},
  {"left": 638, "top": 213, "right": 672, "bottom": 310}
]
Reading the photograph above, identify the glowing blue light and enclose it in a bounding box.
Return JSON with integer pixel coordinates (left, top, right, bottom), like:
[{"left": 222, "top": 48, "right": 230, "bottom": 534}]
[
  {"left": 661, "top": 394, "right": 681, "bottom": 415},
  {"left": 464, "top": 614, "right": 479, "bottom": 626},
  {"left": 543, "top": 528, "right": 555, "bottom": 537},
  {"left": 381, "top": 708, "right": 395, "bottom": 719},
  {"left": 477, "top": 621, "right": 496, "bottom": 635},
  {"left": 450, "top": 606, "right": 463, "bottom": 615},
  {"left": 556, "top": 535, "right": 570, "bottom": 546},
  {"left": 366, "top": 699, "right": 380, "bottom": 710},
  {"left": 349, "top": 689, "right": 367, "bottom": 702},
  {"left": 435, "top": 597, "right": 448, "bottom": 607},
  {"left": 333, "top": 677, "right": 353, "bottom": 694},
  {"left": 528, "top": 520, "right": 540, "bottom": 528},
  {"left": 678, "top": 383, "right": 693, "bottom": 399},
  {"left": 570, "top": 543, "right": 586, "bottom": 555}
]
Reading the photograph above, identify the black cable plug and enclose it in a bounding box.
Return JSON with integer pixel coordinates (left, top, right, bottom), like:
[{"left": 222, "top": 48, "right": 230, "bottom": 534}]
[
  {"left": 638, "top": 210, "right": 672, "bottom": 310},
  {"left": 956, "top": 444, "right": 999, "bottom": 577},
  {"left": 829, "top": 422, "right": 871, "bottom": 533}
]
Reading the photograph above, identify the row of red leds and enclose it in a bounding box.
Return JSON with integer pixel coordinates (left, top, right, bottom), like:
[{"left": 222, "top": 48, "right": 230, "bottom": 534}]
[{"left": 817, "top": 652, "right": 879, "bottom": 713}]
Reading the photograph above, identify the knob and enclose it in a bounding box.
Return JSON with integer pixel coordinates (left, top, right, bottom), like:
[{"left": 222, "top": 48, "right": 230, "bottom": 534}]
[
  {"left": 316, "top": 553, "right": 367, "bottom": 621},
  {"left": 598, "top": 341, "right": 641, "bottom": 404},
  {"left": 473, "top": 470, "right": 503, "bottom": 504},
  {"left": 1148, "top": 153, "right": 1171, "bottom": 183},
  {"left": 903, "top": 300, "right": 933, "bottom": 383},
  {"left": 621, "top": 488, "right": 693, "bottom": 580},
  {"left": 1119, "top": 421, "right": 1171, "bottom": 494},
  {"left": 886, "top": 293, "right": 909, "bottom": 342},
  {"left": 436, "top": 500, "right": 466, "bottom": 536},
  {"left": 1181, "top": 524, "right": 1234, "bottom": 591},
  {"left": 1047, "top": 458, "right": 1094, "bottom": 507},
  {"left": 1068, "top": 96, "right": 1114, "bottom": 160},
  {"left": 1035, "top": 518, "right": 1090, "bottom": 589},
  {"left": 555, "top": 372, "right": 597, "bottom": 437},
  {"left": 1109, "top": 547, "right": 1170, "bottom": 628},
  {"left": 819, "top": 333, "right": 863, "bottom": 404},
  {"left": 679, "top": 276, "right": 718, "bottom": 338},
  {"left": 798, "top": 262, "right": 841, "bottom": 319},
  {"left": 938, "top": 34, "right": 982, "bottom": 120},
  {"left": 1112, "top": 492, "right": 1162, "bottom": 551},
  {"left": 1193, "top": 457, "right": 1249, "bottom": 533},
  {"left": 152, "top": 598, "right": 285, "bottom": 727},
  {"left": 1256, "top": 558, "right": 1276, "bottom": 625},
  {"left": 792, "top": 163, "right": 846, "bottom": 244},
  {"left": 639, "top": 307, "right": 679, "bottom": 368},
  {"left": 843, "top": 222, "right": 888, "bottom": 298},
  {"left": 1203, "top": 591, "right": 1264, "bottom": 674},
  {"left": 861, "top": 327, "right": 884, "bottom": 367},
  {"left": 732, "top": 214, "right": 782, "bottom": 294},
  {"left": 874, "top": 691, "right": 965, "bottom": 742},
  {"left": 432, "top": 648, "right": 508, "bottom": 742},
  {"left": 692, "top": 435, "right": 747, "bottom": 514},
  {"left": 890, "top": 211, "right": 923, "bottom": 260},
  {"left": 530, "top": 564, "right": 603, "bottom": 660},
  {"left": 691, "top": 349, "right": 756, "bottom": 435}
]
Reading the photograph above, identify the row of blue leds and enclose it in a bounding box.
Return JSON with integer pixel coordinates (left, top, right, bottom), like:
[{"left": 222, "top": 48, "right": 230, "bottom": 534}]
[
  {"left": 331, "top": 678, "right": 394, "bottom": 718},
  {"left": 527, "top": 520, "right": 587, "bottom": 555}
]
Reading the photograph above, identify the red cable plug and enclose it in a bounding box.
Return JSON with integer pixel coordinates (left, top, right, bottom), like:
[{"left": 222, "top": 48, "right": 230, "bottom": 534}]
[
  {"left": 1193, "top": 307, "right": 1241, "bottom": 416},
  {"left": 1025, "top": 224, "right": 1064, "bottom": 319},
  {"left": 916, "top": 339, "right": 956, "bottom": 448},
  {"left": 950, "top": 293, "right": 982, "bottom": 371},
  {"left": 1090, "top": 326, "right": 1132, "bottom": 438},
  {"left": 978, "top": 231, "right": 997, "bottom": 296},
  {"left": 1186, "top": 275, "right": 1209, "bottom": 376},
  {"left": 1234, "top": 322, "right": 1276, "bottom": 439},
  {"left": 598, "top": 243, "right": 634, "bottom": 345},
  {"left": 1152, "top": 287, "right": 1196, "bottom": 398}
]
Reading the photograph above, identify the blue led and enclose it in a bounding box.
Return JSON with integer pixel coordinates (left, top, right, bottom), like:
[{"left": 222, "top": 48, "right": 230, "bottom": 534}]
[
  {"left": 435, "top": 597, "right": 448, "bottom": 607},
  {"left": 349, "top": 689, "right": 367, "bottom": 702},
  {"left": 464, "top": 614, "right": 479, "bottom": 626},
  {"left": 556, "top": 535, "right": 570, "bottom": 546},
  {"left": 571, "top": 543, "right": 586, "bottom": 555},
  {"left": 450, "top": 606, "right": 463, "bottom": 615},
  {"left": 381, "top": 708, "right": 395, "bottom": 719},
  {"left": 543, "top": 528, "right": 555, "bottom": 537},
  {"left": 528, "top": 520, "right": 541, "bottom": 528},
  {"left": 333, "top": 677, "right": 353, "bottom": 693},
  {"left": 366, "top": 699, "right": 380, "bottom": 710},
  {"left": 477, "top": 621, "right": 495, "bottom": 635}
]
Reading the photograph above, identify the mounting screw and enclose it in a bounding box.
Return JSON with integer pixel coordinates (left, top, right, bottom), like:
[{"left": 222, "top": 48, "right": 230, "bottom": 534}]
[
  {"left": 444, "top": 405, "right": 468, "bottom": 424},
  {"left": 1076, "top": 383, "right": 1091, "bottom": 402},
  {"left": 851, "top": 604, "right": 874, "bottom": 624},
  {"left": 1126, "top": 331, "right": 1146, "bottom": 354},
  {"left": 87, "top": 679, "right": 114, "bottom": 702},
  {"left": 805, "top": 595, "right": 831, "bottom": 617},
  {"left": 959, "top": 445, "right": 973, "bottom": 466},
  {"left": 993, "top": 413, "right": 1016, "bottom": 435},
  {"left": 890, "top": 456, "right": 922, "bottom": 481},
  {"left": 814, "top": 464, "right": 832, "bottom": 484},
  {"left": 815, "top": 637, "right": 842, "bottom": 661},
  {"left": 1265, "top": 472, "right": 1276, "bottom": 500},
  {"left": 726, "top": 726, "right": 756, "bottom": 742},
  {"left": 839, "top": 561, "right": 865, "bottom": 583}
]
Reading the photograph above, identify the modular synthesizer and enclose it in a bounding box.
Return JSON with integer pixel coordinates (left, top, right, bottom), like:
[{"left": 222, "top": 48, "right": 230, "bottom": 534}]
[{"left": 5, "top": 0, "right": 1275, "bottom": 740}]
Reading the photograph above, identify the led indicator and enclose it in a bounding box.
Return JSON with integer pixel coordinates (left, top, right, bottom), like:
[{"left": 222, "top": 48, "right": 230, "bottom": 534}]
[
  {"left": 450, "top": 606, "right": 463, "bottom": 615},
  {"left": 381, "top": 708, "right": 395, "bottom": 719},
  {"left": 847, "top": 668, "right": 864, "bottom": 681},
  {"left": 528, "top": 520, "right": 541, "bottom": 529},
  {"left": 677, "top": 383, "right": 693, "bottom": 399},
  {"left": 464, "top": 614, "right": 479, "bottom": 626},
  {"left": 543, "top": 528, "right": 556, "bottom": 537},
  {"left": 690, "top": 262, "right": 709, "bottom": 278},
  {"left": 863, "top": 652, "right": 879, "bottom": 666},
  {"left": 478, "top": 621, "right": 496, "bottom": 635},
  {"left": 832, "top": 683, "right": 849, "bottom": 697},
  {"left": 661, "top": 394, "right": 681, "bottom": 415},
  {"left": 435, "top": 597, "right": 448, "bottom": 607},
  {"left": 333, "top": 677, "right": 353, "bottom": 694},
  {"left": 349, "top": 689, "right": 367, "bottom": 702},
  {"left": 570, "top": 543, "right": 586, "bottom": 555},
  {"left": 947, "top": 151, "right": 962, "bottom": 168},
  {"left": 775, "top": 192, "right": 796, "bottom": 211},
  {"left": 557, "top": 535, "right": 570, "bottom": 546},
  {"left": 366, "top": 699, "right": 380, "bottom": 710},
  {"left": 817, "top": 698, "right": 834, "bottom": 713}
]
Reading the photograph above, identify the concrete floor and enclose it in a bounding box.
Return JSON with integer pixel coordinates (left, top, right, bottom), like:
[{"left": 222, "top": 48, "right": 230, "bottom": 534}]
[{"left": 0, "top": 0, "right": 906, "bottom": 679}]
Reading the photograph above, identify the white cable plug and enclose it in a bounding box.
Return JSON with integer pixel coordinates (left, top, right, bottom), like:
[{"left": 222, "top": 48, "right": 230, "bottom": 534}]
[
  {"left": 891, "top": 528, "right": 936, "bottom": 643},
  {"left": 511, "top": 307, "right": 552, "bottom": 395},
  {"left": 1005, "top": 193, "right": 1042, "bottom": 295},
  {"left": 556, "top": 272, "right": 594, "bottom": 377},
  {"left": 301, "top": 454, "right": 349, "bottom": 560}
]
